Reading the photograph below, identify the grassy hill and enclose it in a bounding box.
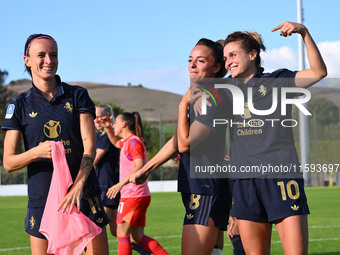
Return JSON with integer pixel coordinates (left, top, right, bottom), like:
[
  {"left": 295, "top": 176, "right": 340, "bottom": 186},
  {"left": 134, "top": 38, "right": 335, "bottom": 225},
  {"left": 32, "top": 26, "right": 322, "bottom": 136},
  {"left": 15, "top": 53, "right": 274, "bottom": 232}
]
[{"left": 6, "top": 79, "right": 182, "bottom": 125}]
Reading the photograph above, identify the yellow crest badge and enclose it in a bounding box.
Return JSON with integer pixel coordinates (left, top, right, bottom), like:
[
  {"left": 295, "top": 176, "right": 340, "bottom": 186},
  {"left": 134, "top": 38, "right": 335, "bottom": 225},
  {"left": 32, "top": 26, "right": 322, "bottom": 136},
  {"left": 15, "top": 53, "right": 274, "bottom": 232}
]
[
  {"left": 29, "top": 216, "right": 36, "bottom": 229},
  {"left": 64, "top": 102, "right": 73, "bottom": 113},
  {"left": 258, "top": 85, "right": 267, "bottom": 97}
]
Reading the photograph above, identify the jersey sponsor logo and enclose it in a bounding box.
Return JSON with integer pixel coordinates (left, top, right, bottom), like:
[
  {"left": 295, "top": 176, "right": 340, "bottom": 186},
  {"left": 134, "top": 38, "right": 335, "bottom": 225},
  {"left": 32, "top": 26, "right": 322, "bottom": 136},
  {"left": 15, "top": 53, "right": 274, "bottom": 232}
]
[
  {"left": 64, "top": 102, "right": 73, "bottom": 113},
  {"left": 291, "top": 204, "right": 299, "bottom": 211},
  {"left": 5, "top": 104, "right": 15, "bottom": 119},
  {"left": 29, "top": 111, "right": 38, "bottom": 118},
  {"left": 241, "top": 102, "right": 252, "bottom": 119},
  {"left": 29, "top": 216, "right": 36, "bottom": 229},
  {"left": 258, "top": 85, "right": 267, "bottom": 97},
  {"left": 186, "top": 213, "right": 194, "bottom": 220},
  {"left": 43, "top": 120, "right": 61, "bottom": 138}
]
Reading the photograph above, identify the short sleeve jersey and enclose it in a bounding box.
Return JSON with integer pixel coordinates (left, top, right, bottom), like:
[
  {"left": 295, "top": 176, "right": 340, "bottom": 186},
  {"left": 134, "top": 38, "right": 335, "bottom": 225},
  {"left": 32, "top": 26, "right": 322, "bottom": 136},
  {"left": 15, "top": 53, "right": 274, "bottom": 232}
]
[
  {"left": 177, "top": 82, "right": 232, "bottom": 195},
  {"left": 119, "top": 135, "right": 150, "bottom": 198},
  {"left": 227, "top": 68, "right": 302, "bottom": 178},
  {"left": 95, "top": 132, "right": 120, "bottom": 192},
  {"left": 1, "top": 76, "right": 100, "bottom": 207}
]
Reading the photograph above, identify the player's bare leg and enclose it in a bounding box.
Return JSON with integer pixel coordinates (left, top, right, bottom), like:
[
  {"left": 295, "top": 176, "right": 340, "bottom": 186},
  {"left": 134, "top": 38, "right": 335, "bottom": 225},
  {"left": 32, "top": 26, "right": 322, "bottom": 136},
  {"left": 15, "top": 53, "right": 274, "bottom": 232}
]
[
  {"left": 275, "top": 214, "right": 308, "bottom": 255},
  {"left": 237, "top": 219, "right": 272, "bottom": 255},
  {"left": 211, "top": 230, "right": 224, "bottom": 255},
  {"left": 30, "top": 236, "right": 48, "bottom": 255},
  {"left": 104, "top": 206, "right": 117, "bottom": 237},
  {"left": 182, "top": 217, "right": 219, "bottom": 255},
  {"left": 85, "top": 227, "right": 109, "bottom": 255},
  {"left": 215, "top": 230, "right": 224, "bottom": 249}
]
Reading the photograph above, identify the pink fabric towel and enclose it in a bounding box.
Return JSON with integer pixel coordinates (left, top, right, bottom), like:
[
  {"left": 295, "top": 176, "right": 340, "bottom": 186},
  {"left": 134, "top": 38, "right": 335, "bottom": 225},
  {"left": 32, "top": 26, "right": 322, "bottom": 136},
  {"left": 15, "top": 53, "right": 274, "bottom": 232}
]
[{"left": 39, "top": 141, "right": 102, "bottom": 255}]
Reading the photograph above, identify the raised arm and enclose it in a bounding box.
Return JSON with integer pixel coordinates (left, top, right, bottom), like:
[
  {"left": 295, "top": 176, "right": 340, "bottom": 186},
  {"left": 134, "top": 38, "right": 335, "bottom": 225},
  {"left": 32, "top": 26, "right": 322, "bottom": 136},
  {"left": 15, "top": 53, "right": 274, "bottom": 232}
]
[
  {"left": 177, "top": 88, "right": 191, "bottom": 152},
  {"left": 99, "top": 116, "right": 121, "bottom": 148},
  {"left": 272, "top": 21, "right": 327, "bottom": 88},
  {"left": 58, "top": 112, "right": 96, "bottom": 213}
]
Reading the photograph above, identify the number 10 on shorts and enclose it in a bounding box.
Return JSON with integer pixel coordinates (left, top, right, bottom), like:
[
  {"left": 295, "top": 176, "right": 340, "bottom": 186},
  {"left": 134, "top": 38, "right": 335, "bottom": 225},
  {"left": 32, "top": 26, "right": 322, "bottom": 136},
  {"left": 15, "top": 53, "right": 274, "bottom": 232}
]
[{"left": 277, "top": 180, "right": 300, "bottom": 201}]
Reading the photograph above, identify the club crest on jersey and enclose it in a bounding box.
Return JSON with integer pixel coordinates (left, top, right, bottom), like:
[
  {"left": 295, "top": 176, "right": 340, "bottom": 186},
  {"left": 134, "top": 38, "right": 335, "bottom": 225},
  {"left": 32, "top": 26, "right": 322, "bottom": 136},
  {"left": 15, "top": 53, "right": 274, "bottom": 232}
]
[
  {"left": 258, "top": 85, "right": 267, "bottom": 97},
  {"left": 64, "top": 102, "right": 73, "bottom": 113},
  {"left": 5, "top": 104, "right": 15, "bottom": 119},
  {"left": 29, "top": 112, "right": 38, "bottom": 118}
]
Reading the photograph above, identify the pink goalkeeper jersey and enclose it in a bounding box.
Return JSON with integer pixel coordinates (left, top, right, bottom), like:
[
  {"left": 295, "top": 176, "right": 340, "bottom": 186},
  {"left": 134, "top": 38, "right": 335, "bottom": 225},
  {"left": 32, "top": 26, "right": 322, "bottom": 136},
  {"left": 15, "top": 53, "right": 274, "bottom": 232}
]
[
  {"left": 39, "top": 141, "right": 102, "bottom": 255},
  {"left": 119, "top": 135, "right": 150, "bottom": 198}
]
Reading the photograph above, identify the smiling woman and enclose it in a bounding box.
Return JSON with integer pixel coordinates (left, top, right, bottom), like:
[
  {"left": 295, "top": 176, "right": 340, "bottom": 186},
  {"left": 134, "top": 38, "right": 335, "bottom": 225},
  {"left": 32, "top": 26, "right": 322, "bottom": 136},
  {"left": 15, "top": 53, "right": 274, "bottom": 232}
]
[
  {"left": 223, "top": 21, "right": 327, "bottom": 255},
  {"left": 1, "top": 34, "right": 111, "bottom": 255},
  {"left": 24, "top": 35, "right": 58, "bottom": 81}
]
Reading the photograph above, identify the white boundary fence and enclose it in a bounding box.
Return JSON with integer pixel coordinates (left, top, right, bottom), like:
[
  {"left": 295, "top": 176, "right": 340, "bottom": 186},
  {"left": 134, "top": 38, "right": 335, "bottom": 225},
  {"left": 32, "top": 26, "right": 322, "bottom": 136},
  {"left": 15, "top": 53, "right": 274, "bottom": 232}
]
[
  {"left": 0, "top": 180, "right": 178, "bottom": 196},
  {"left": 2, "top": 176, "right": 340, "bottom": 196}
]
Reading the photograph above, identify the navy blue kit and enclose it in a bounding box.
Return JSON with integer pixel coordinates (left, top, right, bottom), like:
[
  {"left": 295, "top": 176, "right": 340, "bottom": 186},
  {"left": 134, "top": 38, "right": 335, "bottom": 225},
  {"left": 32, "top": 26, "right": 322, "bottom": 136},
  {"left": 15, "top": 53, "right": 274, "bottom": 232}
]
[
  {"left": 178, "top": 83, "right": 232, "bottom": 230},
  {"left": 224, "top": 68, "right": 310, "bottom": 222},
  {"left": 2, "top": 76, "right": 109, "bottom": 238},
  {"left": 95, "top": 132, "right": 120, "bottom": 209}
]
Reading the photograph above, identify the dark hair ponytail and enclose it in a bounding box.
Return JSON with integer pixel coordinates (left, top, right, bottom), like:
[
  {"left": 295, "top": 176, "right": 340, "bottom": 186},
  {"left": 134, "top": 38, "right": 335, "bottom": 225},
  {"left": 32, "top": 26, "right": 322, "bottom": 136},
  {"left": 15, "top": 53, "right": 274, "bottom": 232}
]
[{"left": 119, "top": 111, "right": 145, "bottom": 143}]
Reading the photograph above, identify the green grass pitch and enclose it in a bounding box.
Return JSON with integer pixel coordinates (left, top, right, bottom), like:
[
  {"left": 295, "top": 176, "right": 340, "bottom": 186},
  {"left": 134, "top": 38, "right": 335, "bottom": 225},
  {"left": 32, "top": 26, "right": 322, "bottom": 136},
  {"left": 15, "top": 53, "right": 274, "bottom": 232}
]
[{"left": 0, "top": 187, "right": 339, "bottom": 254}]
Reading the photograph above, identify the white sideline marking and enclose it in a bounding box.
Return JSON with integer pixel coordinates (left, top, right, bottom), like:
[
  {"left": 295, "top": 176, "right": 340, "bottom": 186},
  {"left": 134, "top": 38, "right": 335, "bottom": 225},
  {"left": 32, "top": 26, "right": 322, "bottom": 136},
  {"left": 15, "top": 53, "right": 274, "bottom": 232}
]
[
  {"left": 272, "top": 224, "right": 340, "bottom": 231},
  {"left": 0, "top": 246, "right": 30, "bottom": 251},
  {"left": 309, "top": 225, "right": 340, "bottom": 229},
  {"left": 2, "top": 226, "right": 340, "bottom": 252},
  {"left": 271, "top": 237, "right": 340, "bottom": 244}
]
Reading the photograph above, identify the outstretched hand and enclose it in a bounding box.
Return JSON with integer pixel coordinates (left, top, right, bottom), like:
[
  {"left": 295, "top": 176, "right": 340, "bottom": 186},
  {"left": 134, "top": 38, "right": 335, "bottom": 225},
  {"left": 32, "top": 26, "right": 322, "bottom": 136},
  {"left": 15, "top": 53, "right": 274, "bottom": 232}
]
[
  {"left": 106, "top": 183, "right": 124, "bottom": 199},
  {"left": 58, "top": 183, "right": 83, "bottom": 214},
  {"left": 272, "top": 21, "right": 307, "bottom": 37}
]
